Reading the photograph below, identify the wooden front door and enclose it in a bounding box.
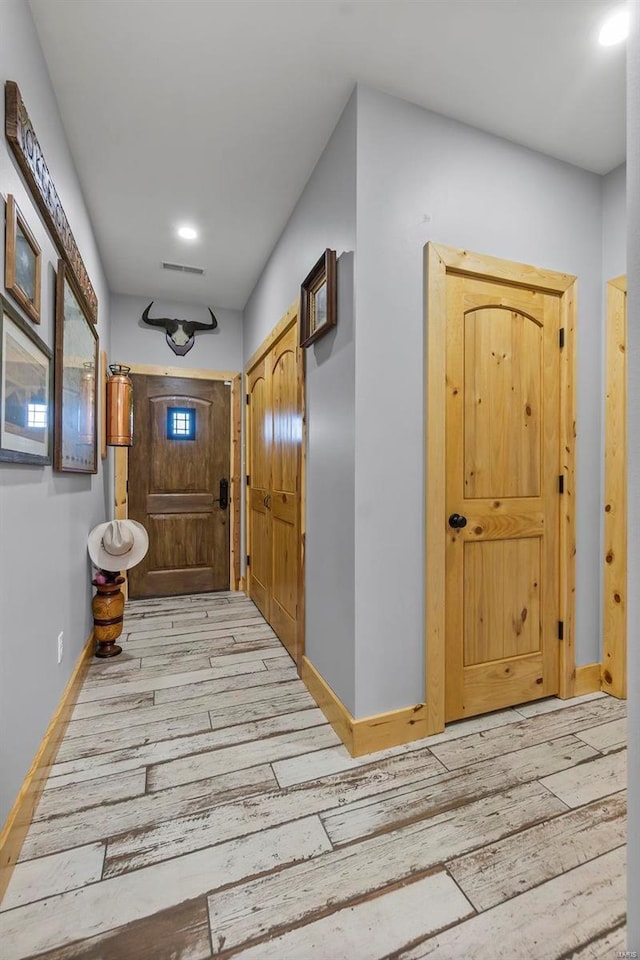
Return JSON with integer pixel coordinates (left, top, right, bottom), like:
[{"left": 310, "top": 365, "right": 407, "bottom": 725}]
[
  {"left": 444, "top": 273, "right": 562, "bottom": 720},
  {"left": 128, "top": 375, "right": 231, "bottom": 598},
  {"left": 246, "top": 320, "right": 302, "bottom": 661}
]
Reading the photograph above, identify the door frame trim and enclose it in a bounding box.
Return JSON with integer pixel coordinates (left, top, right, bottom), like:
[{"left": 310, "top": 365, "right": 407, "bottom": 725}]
[
  {"left": 114, "top": 364, "right": 242, "bottom": 593},
  {"left": 244, "top": 300, "right": 306, "bottom": 669},
  {"left": 603, "top": 275, "right": 627, "bottom": 698},
  {"left": 424, "top": 243, "right": 577, "bottom": 734}
]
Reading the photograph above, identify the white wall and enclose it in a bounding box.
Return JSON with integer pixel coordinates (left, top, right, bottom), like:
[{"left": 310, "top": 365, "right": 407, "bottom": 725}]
[
  {"left": 354, "top": 85, "right": 605, "bottom": 715},
  {"left": 243, "top": 93, "right": 357, "bottom": 711},
  {"left": 110, "top": 294, "right": 243, "bottom": 373},
  {"left": 0, "top": 1, "right": 110, "bottom": 824},
  {"left": 626, "top": 2, "right": 639, "bottom": 951}
]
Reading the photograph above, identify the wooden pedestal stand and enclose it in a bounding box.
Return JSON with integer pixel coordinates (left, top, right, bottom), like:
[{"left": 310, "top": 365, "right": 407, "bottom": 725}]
[{"left": 92, "top": 576, "right": 125, "bottom": 658}]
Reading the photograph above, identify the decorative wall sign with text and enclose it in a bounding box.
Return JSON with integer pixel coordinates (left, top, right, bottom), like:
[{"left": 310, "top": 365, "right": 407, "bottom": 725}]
[{"left": 5, "top": 81, "right": 98, "bottom": 323}]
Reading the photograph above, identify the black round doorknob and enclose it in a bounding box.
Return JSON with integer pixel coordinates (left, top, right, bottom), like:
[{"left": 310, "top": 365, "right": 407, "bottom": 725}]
[{"left": 448, "top": 513, "right": 468, "bottom": 529}]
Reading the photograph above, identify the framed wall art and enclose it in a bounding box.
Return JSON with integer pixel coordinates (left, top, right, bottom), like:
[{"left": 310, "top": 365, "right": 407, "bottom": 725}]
[
  {"left": 300, "top": 248, "right": 337, "bottom": 348},
  {"left": 54, "top": 260, "right": 99, "bottom": 473},
  {"left": 5, "top": 195, "right": 42, "bottom": 324},
  {"left": 0, "top": 293, "right": 52, "bottom": 464}
]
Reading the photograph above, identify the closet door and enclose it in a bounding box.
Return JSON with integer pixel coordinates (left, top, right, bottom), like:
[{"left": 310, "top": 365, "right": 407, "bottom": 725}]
[
  {"left": 247, "top": 357, "right": 272, "bottom": 621},
  {"left": 268, "top": 324, "right": 301, "bottom": 660},
  {"left": 444, "top": 274, "right": 561, "bottom": 720},
  {"left": 246, "top": 318, "right": 303, "bottom": 664}
]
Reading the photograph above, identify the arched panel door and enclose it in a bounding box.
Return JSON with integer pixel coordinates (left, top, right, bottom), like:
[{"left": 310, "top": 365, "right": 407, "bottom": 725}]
[
  {"left": 246, "top": 319, "right": 303, "bottom": 663},
  {"left": 269, "top": 325, "right": 301, "bottom": 659},
  {"left": 445, "top": 278, "right": 561, "bottom": 720},
  {"left": 246, "top": 359, "right": 272, "bottom": 621}
]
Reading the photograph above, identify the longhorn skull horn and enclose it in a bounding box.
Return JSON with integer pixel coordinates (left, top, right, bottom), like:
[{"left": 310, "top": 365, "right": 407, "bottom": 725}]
[
  {"left": 141, "top": 302, "right": 178, "bottom": 332},
  {"left": 183, "top": 308, "right": 218, "bottom": 334}
]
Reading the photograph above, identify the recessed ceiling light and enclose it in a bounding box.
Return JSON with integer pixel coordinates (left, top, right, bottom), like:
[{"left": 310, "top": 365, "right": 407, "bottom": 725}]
[
  {"left": 177, "top": 225, "right": 198, "bottom": 240},
  {"left": 598, "top": 8, "right": 629, "bottom": 46}
]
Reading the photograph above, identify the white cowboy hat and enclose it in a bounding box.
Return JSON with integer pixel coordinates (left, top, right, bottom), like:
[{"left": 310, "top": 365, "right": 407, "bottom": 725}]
[{"left": 88, "top": 519, "right": 149, "bottom": 572}]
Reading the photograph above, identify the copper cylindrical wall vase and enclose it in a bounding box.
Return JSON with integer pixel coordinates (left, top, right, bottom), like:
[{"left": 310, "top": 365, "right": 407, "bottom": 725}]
[
  {"left": 92, "top": 576, "right": 125, "bottom": 658},
  {"left": 106, "top": 363, "right": 133, "bottom": 446}
]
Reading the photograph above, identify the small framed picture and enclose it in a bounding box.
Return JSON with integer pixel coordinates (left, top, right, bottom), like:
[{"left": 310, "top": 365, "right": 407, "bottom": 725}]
[
  {"left": 5, "top": 195, "right": 42, "bottom": 324},
  {"left": 54, "top": 260, "right": 99, "bottom": 474},
  {"left": 0, "top": 293, "right": 52, "bottom": 464},
  {"left": 300, "top": 249, "right": 337, "bottom": 348}
]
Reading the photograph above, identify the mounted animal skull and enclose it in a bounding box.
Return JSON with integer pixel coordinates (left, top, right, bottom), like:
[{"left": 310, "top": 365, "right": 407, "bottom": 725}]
[{"left": 141, "top": 302, "right": 218, "bottom": 356}]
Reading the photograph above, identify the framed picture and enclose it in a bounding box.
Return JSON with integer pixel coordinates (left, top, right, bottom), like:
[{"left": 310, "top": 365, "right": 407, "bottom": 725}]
[
  {"left": 300, "top": 248, "right": 337, "bottom": 348},
  {"left": 54, "top": 260, "right": 99, "bottom": 473},
  {"left": 0, "top": 293, "right": 52, "bottom": 464},
  {"left": 5, "top": 195, "right": 42, "bottom": 324}
]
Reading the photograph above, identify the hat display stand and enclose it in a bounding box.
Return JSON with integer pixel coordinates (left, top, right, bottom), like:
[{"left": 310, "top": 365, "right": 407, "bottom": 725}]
[
  {"left": 92, "top": 573, "right": 126, "bottom": 658},
  {"left": 88, "top": 519, "right": 149, "bottom": 659}
]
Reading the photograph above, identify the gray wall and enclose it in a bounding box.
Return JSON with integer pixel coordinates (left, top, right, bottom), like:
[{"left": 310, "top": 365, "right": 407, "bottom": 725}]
[
  {"left": 602, "top": 164, "right": 626, "bottom": 281},
  {"left": 243, "top": 93, "right": 357, "bottom": 711},
  {"left": 626, "top": 1, "right": 639, "bottom": 950},
  {"left": 353, "top": 85, "right": 606, "bottom": 715},
  {"left": 0, "top": 1, "right": 110, "bottom": 824},
  {"left": 110, "top": 294, "right": 243, "bottom": 373}
]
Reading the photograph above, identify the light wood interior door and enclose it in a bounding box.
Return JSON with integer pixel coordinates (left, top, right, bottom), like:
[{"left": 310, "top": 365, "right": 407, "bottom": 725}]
[
  {"left": 268, "top": 325, "right": 301, "bottom": 657},
  {"left": 128, "top": 375, "right": 230, "bottom": 598},
  {"left": 246, "top": 321, "right": 302, "bottom": 662},
  {"left": 445, "top": 275, "right": 561, "bottom": 720},
  {"left": 247, "top": 358, "right": 271, "bottom": 621}
]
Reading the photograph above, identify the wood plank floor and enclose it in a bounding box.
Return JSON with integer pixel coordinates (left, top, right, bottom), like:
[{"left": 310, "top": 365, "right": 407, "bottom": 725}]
[{"left": 0, "top": 592, "right": 627, "bottom": 959}]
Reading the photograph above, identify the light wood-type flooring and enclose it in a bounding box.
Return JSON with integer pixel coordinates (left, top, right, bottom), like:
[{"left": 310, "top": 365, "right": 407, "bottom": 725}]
[{"left": 0, "top": 592, "right": 627, "bottom": 959}]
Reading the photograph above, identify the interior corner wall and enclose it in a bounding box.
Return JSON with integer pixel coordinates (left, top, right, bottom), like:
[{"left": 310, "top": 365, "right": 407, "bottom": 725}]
[
  {"left": 0, "top": 1, "right": 111, "bottom": 825},
  {"left": 353, "top": 85, "right": 605, "bottom": 717},
  {"left": 109, "top": 294, "right": 243, "bottom": 372},
  {"left": 625, "top": 1, "right": 639, "bottom": 951},
  {"left": 242, "top": 92, "right": 357, "bottom": 713},
  {"left": 602, "top": 164, "right": 627, "bottom": 281}
]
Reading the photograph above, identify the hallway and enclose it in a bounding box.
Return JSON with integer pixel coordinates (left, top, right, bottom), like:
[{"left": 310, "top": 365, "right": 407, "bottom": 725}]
[{"left": 0, "top": 592, "right": 627, "bottom": 959}]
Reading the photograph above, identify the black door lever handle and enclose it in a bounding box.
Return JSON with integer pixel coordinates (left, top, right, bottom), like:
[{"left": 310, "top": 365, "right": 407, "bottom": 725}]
[{"left": 217, "top": 478, "right": 229, "bottom": 510}]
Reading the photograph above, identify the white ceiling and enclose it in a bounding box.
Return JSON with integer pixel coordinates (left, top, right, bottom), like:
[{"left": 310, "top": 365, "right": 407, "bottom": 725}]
[{"left": 29, "top": 0, "right": 627, "bottom": 311}]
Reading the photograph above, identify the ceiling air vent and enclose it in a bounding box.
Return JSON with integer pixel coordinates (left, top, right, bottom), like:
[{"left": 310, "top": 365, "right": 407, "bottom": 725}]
[{"left": 161, "top": 261, "right": 205, "bottom": 276}]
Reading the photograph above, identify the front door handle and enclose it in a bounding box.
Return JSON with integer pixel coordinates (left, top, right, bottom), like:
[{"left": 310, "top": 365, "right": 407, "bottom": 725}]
[
  {"left": 218, "top": 478, "right": 229, "bottom": 510},
  {"left": 448, "top": 513, "right": 467, "bottom": 529}
]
